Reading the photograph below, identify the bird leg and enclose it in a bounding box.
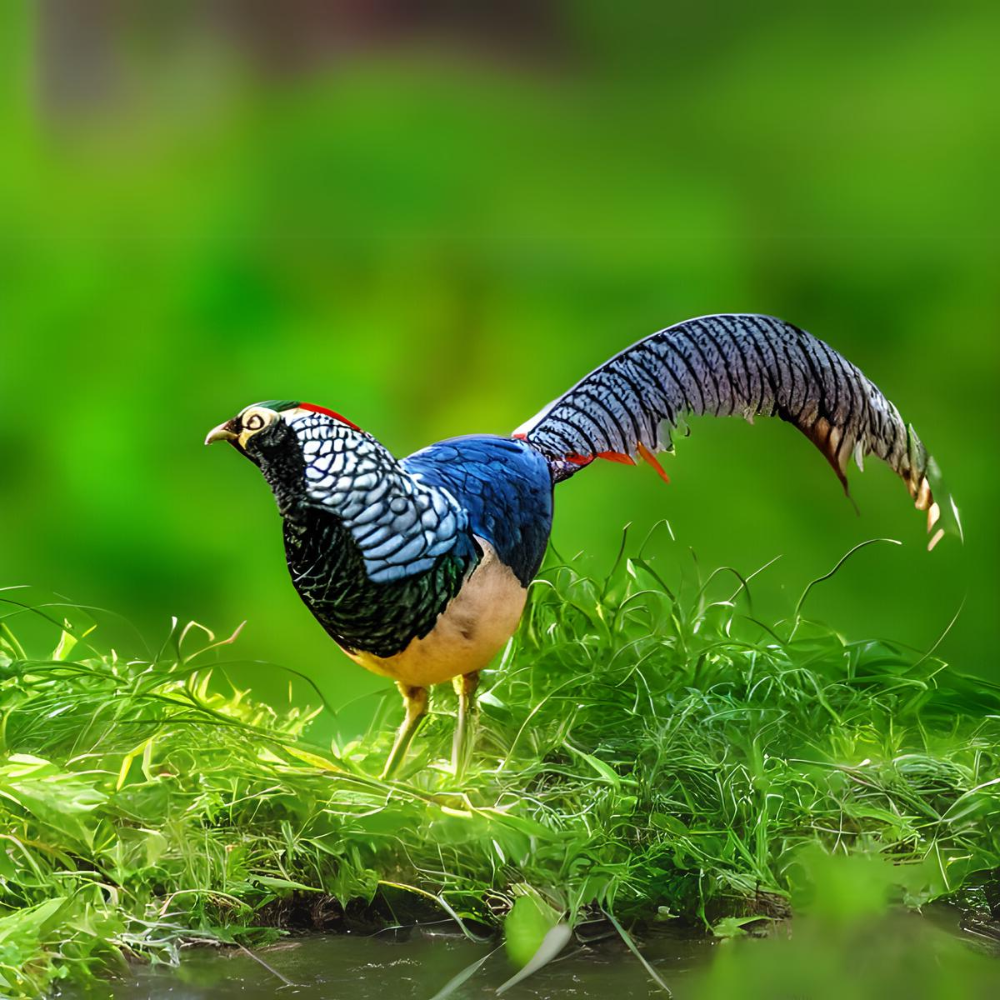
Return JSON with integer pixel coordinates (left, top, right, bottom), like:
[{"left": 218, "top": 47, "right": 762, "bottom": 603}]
[
  {"left": 381, "top": 683, "right": 428, "bottom": 779},
  {"left": 451, "top": 671, "right": 480, "bottom": 778}
]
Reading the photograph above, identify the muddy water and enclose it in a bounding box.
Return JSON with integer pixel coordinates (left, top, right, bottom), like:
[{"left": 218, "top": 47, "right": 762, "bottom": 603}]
[
  {"left": 61, "top": 908, "right": 1000, "bottom": 999},
  {"left": 74, "top": 928, "right": 714, "bottom": 999}
]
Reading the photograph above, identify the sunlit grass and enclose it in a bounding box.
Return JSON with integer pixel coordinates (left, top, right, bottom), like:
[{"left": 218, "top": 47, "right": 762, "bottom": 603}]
[{"left": 1, "top": 533, "right": 997, "bottom": 997}]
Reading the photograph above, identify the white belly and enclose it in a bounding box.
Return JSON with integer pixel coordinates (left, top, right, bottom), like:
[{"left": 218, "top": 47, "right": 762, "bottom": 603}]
[{"left": 344, "top": 539, "right": 527, "bottom": 688}]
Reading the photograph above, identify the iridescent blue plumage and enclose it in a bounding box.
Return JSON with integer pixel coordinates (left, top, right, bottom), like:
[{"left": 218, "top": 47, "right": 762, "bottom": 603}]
[{"left": 402, "top": 436, "right": 553, "bottom": 587}]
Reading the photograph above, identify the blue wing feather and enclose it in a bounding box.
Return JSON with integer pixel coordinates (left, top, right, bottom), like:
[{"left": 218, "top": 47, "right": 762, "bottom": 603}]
[{"left": 402, "top": 435, "right": 554, "bottom": 586}]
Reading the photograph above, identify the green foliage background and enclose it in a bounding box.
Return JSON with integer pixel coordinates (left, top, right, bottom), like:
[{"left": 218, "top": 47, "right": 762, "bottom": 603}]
[{"left": 2, "top": 3, "right": 997, "bottom": 734}]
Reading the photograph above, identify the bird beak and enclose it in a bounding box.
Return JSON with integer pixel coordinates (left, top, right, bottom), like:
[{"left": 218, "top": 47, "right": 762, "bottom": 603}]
[{"left": 205, "top": 419, "right": 239, "bottom": 446}]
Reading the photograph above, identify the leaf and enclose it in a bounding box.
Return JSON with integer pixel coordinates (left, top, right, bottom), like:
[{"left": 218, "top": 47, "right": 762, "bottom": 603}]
[
  {"left": 281, "top": 744, "right": 347, "bottom": 773},
  {"left": 0, "top": 896, "right": 67, "bottom": 949},
  {"left": 116, "top": 737, "right": 155, "bottom": 791},
  {"left": 711, "top": 915, "right": 771, "bottom": 939},
  {"left": 605, "top": 910, "right": 674, "bottom": 996},
  {"left": 504, "top": 890, "right": 562, "bottom": 968},
  {"left": 249, "top": 875, "right": 321, "bottom": 894},
  {"left": 565, "top": 745, "right": 624, "bottom": 789},
  {"left": 496, "top": 923, "right": 572, "bottom": 996},
  {"left": 0, "top": 757, "right": 107, "bottom": 849},
  {"left": 426, "top": 945, "right": 501, "bottom": 1000},
  {"left": 52, "top": 622, "right": 77, "bottom": 661},
  {"left": 651, "top": 813, "right": 690, "bottom": 836}
]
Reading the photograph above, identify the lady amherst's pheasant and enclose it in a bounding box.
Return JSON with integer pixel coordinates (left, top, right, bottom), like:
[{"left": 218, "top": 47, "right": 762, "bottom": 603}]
[{"left": 206, "top": 314, "right": 947, "bottom": 777}]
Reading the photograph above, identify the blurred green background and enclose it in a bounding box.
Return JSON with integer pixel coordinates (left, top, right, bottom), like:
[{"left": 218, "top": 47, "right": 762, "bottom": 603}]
[{"left": 2, "top": 2, "right": 997, "bottom": 737}]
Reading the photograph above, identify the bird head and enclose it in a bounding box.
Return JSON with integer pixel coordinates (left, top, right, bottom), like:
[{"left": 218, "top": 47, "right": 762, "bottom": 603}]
[
  {"left": 205, "top": 400, "right": 361, "bottom": 461},
  {"left": 205, "top": 400, "right": 393, "bottom": 519}
]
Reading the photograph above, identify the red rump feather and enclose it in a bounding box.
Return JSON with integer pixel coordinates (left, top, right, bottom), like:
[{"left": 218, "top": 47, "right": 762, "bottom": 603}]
[
  {"left": 514, "top": 431, "right": 668, "bottom": 483},
  {"left": 300, "top": 403, "right": 360, "bottom": 430}
]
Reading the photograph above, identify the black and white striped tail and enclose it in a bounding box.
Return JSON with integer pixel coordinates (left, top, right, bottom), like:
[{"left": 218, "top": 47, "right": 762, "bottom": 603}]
[{"left": 515, "top": 314, "right": 953, "bottom": 550}]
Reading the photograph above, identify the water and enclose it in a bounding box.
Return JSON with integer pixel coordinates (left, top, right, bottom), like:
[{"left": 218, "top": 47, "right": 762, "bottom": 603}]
[
  {"left": 67, "top": 928, "right": 714, "bottom": 999},
  {"left": 61, "top": 909, "right": 1000, "bottom": 999}
]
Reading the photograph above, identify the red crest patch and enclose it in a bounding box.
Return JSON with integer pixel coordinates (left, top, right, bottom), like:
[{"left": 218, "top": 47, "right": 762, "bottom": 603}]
[{"left": 300, "top": 403, "right": 360, "bottom": 430}]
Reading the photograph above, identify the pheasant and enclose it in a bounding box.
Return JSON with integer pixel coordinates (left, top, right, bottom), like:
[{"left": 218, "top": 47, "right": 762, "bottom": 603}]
[{"left": 206, "top": 314, "right": 945, "bottom": 777}]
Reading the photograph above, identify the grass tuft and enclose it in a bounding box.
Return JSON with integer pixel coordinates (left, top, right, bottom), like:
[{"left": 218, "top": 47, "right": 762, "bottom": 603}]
[{"left": 0, "top": 539, "right": 997, "bottom": 996}]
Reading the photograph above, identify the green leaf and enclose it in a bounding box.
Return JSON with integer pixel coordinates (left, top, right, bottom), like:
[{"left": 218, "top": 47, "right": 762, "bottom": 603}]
[
  {"left": 711, "top": 915, "right": 771, "bottom": 939},
  {"left": 504, "top": 890, "right": 562, "bottom": 968},
  {"left": 497, "top": 923, "right": 572, "bottom": 995},
  {"left": 0, "top": 756, "right": 106, "bottom": 849}
]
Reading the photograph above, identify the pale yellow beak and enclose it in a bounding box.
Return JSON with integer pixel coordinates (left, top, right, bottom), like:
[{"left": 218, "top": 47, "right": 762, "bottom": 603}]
[{"left": 204, "top": 420, "right": 239, "bottom": 446}]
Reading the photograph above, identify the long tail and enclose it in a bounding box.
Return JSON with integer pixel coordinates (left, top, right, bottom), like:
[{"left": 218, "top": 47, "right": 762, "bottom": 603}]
[{"left": 514, "top": 314, "right": 953, "bottom": 550}]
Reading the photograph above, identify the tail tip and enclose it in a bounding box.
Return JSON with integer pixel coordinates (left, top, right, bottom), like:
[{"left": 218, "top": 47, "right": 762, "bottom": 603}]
[{"left": 914, "top": 475, "right": 933, "bottom": 512}]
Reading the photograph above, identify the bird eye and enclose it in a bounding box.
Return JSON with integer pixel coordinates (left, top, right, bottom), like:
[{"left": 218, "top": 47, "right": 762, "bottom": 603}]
[{"left": 244, "top": 412, "right": 265, "bottom": 432}]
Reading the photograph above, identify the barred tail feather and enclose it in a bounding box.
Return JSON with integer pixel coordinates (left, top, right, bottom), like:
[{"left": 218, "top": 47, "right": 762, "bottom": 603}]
[{"left": 514, "top": 314, "right": 952, "bottom": 549}]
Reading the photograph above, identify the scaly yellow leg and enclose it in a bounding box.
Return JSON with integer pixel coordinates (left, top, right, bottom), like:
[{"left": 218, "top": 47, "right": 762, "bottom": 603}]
[
  {"left": 451, "top": 672, "right": 480, "bottom": 778},
  {"left": 381, "top": 683, "right": 428, "bottom": 779}
]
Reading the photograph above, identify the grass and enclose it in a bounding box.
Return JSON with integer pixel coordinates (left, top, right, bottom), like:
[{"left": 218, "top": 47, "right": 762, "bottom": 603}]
[{"left": 1, "top": 528, "right": 998, "bottom": 997}]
